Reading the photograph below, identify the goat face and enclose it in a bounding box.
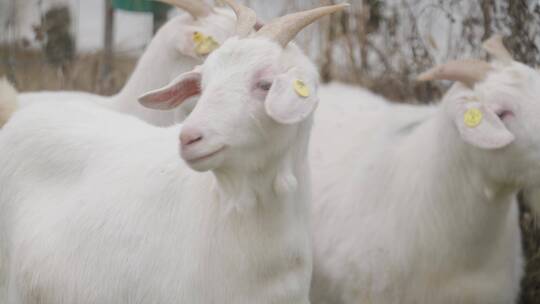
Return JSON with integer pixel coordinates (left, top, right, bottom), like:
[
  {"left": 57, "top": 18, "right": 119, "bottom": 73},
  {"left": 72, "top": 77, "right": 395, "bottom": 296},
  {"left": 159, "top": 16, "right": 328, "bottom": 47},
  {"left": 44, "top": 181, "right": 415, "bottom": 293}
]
[
  {"left": 139, "top": 37, "right": 319, "bottom": 172},
  {"left": 434, "top": 62, "right": 540, "bottom": 186}
]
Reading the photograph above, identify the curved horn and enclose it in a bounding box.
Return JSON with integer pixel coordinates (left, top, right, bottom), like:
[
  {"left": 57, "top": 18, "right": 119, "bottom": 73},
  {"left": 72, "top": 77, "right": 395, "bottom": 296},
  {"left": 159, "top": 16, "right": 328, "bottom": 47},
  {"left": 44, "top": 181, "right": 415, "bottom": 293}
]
[
  {"left": 417, "top": 59, "right": 492, "bottom": 88},
  {"left": 154, "top": 0, "right": 212, "bottom": 19},
  {"left": 221, "top": 0, "right": 257, "bottom": 38},
  {"left": 482, "top": 34, "right": 513, "bottom": 64},
  {"left": 256, "top": 3, "right": 349, "bottom": 48}
]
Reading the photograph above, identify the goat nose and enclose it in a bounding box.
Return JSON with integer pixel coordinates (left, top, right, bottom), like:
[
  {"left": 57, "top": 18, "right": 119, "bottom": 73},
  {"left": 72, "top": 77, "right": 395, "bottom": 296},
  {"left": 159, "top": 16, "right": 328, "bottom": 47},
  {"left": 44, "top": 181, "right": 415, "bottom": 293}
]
[{"left": 180, "top": 128, "right": 204, "bottom": 147}]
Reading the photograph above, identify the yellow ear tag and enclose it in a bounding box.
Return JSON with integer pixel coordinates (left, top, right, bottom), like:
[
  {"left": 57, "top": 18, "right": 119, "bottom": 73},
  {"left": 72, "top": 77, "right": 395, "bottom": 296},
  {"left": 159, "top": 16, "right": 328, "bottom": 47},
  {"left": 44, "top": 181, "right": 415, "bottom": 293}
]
[
  {"left": 464, "top": 108, "right": 483, "bottom": 128},
  {"left": 192, "top": 31, "right": 204, "bottom": 44},
  {"left": 192, "top": 32, "right": 219, "bottom": 56},
  {"left": 293, "top": 79, "right": 310, "bottom": 98}
]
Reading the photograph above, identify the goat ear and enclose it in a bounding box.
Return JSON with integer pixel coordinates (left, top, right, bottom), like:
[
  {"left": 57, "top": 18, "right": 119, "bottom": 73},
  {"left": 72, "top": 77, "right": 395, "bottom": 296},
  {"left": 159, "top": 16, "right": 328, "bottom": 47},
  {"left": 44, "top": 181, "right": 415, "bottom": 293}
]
[
  {"left": 264, "top": 71, "right": 318, "bottom": 124},
  {"left": 138, "top": 70, "right": 201, "bottom": 110},
  {"left": 455, "top": 101, "right": 514, "bottom": 149}
]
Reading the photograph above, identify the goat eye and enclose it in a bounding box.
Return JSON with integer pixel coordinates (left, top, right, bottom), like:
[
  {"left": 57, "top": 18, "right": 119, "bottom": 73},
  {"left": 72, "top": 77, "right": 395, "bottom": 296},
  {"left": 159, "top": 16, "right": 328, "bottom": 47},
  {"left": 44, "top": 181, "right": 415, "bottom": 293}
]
[{"left": 257, "top": 81, "right": 272, "bottom": 91}]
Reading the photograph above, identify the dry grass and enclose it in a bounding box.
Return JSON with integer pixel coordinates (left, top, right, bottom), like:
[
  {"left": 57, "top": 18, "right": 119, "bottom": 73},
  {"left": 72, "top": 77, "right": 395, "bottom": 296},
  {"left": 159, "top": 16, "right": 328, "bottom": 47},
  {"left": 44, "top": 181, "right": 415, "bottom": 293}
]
[{"left": 0, "top": 45, "right": 136, "bottom": 95}]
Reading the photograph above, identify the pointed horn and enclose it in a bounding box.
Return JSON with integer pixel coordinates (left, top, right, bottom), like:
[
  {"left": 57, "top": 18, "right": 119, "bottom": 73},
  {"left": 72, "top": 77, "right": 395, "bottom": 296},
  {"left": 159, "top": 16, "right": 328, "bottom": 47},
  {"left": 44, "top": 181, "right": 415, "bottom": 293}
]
[
  {"left": 417, "top": 59, "right": 492, "bottom": 88},
  {"left": 256, "top": 3, "right": 350, "bottom": 48},
  {"left": 482, "top": 34, "right": 513, "bottom": 64},
  {"left": 221, "top": 0, "right": 257, "bottom": 38},
  {"left": 153, "top": 0, "right": 212, "bottom": 19}
]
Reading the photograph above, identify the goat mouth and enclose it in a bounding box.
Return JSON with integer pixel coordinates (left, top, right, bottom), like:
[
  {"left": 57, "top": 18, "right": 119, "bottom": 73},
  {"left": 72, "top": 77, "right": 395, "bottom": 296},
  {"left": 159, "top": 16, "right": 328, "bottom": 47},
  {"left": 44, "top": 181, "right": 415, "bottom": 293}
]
[{"left": 185, "top": 146, "right": 226, "bottom": 163}]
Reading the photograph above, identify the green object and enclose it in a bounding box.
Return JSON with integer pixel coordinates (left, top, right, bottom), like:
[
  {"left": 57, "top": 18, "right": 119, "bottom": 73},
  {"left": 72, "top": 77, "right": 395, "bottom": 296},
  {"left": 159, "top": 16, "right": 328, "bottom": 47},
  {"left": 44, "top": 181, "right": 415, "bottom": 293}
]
[{"left": 112, "top": 0, "right": 170, "bottom": 13}]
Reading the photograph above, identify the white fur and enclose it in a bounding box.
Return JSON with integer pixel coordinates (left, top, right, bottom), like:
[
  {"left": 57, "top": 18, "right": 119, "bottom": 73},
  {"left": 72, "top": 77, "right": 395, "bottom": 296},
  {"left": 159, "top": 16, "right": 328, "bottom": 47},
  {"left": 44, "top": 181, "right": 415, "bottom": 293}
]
[
  {"left": 0, "top": 78, "right": 18, "bottom": 127},
  {"left": 19, "top": 7, "right": 237, "bottom": 126},
  {"left": 522, "top": 126, "right": 540, "bottom": 217},
  {"left": 309, "top": 62, "right": 540, "bottom": 304},
  {"left": 0, "top": 36, "right": 320, "bottom": 304}
]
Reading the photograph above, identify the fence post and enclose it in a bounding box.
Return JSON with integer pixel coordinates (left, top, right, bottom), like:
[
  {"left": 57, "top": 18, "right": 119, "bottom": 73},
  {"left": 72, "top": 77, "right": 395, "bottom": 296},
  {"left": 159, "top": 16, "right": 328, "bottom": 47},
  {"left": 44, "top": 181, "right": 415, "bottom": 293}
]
[{"left": 100, "top": 0, "right": 115, "bottom": 93}]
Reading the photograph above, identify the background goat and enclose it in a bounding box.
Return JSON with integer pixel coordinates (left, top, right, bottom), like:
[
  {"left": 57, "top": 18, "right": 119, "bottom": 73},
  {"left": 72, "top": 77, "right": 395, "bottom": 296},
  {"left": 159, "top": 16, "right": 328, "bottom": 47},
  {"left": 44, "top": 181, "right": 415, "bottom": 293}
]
[
  {"left": 19, "top": 0, "right": 237, "bottom": 125},
  {"left": 309, "top": 36, "right": 540, "bottom": 304}
]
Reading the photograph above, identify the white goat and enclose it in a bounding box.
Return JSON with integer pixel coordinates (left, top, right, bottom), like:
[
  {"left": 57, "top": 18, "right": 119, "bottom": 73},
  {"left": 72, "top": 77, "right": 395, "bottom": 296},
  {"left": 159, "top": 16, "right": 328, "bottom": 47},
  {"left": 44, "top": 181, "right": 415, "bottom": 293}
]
[
  {"left": 19, "top": 0, "right": 238, "bottom": 125},
  {"left": 0, "top": 2, "right": 347, "bottom": 303},
  {"left": 309, "top": 36, "right": 540, "bottom": 304}
]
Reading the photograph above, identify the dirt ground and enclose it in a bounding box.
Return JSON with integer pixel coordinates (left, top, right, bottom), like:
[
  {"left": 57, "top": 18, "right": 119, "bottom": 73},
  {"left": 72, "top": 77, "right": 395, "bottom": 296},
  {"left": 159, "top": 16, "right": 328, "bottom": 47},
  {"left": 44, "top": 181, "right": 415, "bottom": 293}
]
[{"left": 0, "top": 45, "right": 135, "bottom": 95}]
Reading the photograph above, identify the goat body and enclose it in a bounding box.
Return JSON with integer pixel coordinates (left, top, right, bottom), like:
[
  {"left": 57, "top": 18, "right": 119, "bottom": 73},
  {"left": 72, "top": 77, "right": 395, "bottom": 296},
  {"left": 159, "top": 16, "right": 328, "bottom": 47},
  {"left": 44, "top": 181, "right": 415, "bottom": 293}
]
[
  {"left": 0, "top": 100, "right": 311, "bottom": 304},
  {"left": 308, "top": 66, "right": 539, "bottom": 303},
  {"left": 0, "top": 1, "right": 350, "bottom": 301}
]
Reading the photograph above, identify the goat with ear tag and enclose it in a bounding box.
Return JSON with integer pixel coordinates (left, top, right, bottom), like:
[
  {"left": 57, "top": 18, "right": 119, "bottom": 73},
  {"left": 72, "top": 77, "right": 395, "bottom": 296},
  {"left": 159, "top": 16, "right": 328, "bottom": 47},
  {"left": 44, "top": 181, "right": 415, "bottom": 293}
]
[
  {"left": 18, "top": 0, "right": 239, "bottom": 126},
  {"left": 0, "top": 1, "right": 348, "bottom": 304},
  {"left": 309, "top": 35, "right": 540, "bottom": 304}
]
